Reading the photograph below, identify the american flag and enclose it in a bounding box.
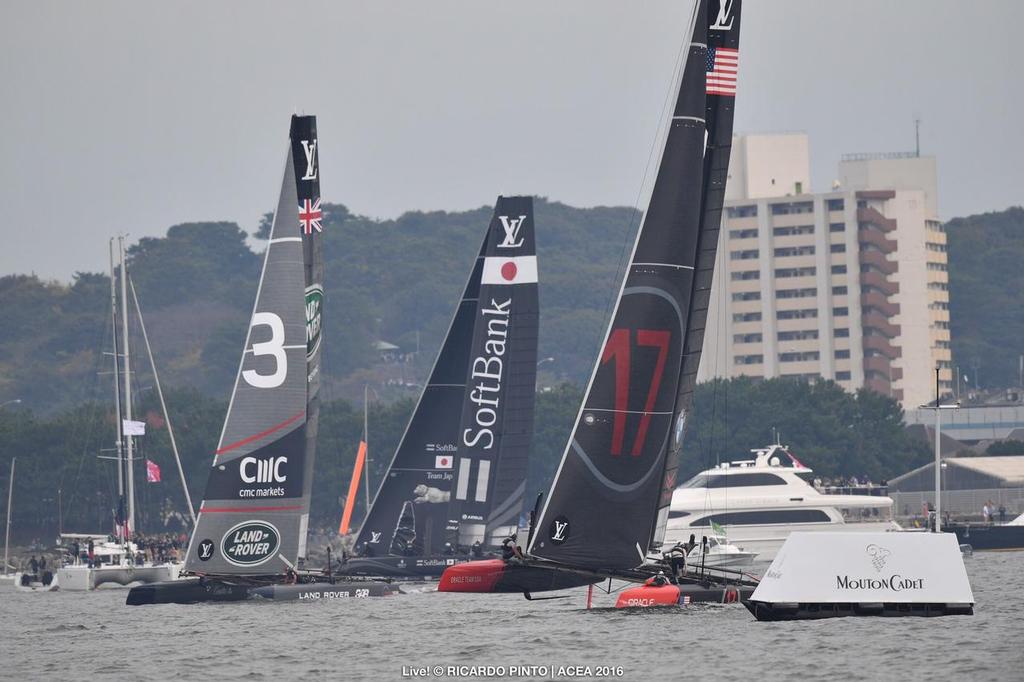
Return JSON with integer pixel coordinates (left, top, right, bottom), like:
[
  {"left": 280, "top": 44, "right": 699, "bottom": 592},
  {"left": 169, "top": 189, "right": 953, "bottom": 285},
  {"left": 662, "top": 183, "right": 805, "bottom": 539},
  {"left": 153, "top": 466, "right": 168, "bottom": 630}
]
[
  {"left": 680, "top": 594, "right": 692, "bottom": 605},
  {"left": 299, "top": 197, "right": 323, "bottom": 234},
  {"left": 706, "top": 46, "right": 739, "bottom": 96}
]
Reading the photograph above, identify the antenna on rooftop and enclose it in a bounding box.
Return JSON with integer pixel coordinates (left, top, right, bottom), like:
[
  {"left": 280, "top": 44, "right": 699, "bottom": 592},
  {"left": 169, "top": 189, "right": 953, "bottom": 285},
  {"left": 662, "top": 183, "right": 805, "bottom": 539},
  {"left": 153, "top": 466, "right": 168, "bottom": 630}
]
[{"left": 914, "top": 117, "right": 921, "bottom": 157}]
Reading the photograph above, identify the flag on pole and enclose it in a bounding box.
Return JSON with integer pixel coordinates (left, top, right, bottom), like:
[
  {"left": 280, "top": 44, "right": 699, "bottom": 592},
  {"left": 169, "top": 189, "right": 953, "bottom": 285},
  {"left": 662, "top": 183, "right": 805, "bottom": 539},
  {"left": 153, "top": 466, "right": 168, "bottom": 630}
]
[
  {"left": 710, "top": 520, "right": 727, "bottom": 538},
  {"left": 123, "top": 419, "right": 146, "bottom": 436},
  {"left": 146, "top": 459, "right": 161, "bottom": 483}
]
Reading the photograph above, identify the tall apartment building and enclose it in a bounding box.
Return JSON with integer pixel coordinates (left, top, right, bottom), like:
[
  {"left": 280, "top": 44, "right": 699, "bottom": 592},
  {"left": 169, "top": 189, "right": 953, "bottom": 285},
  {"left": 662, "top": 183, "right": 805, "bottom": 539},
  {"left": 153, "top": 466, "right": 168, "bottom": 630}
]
[{"left": 698, "top": 134, "right": 952, "bottom": 408}]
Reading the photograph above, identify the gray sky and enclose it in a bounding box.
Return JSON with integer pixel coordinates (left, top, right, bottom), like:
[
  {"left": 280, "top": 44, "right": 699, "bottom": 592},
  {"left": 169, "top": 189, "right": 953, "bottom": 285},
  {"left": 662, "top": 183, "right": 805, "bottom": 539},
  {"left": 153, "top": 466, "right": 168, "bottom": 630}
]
[{"left": 1, "top": 1, "right": 1020, "bottom": 281}]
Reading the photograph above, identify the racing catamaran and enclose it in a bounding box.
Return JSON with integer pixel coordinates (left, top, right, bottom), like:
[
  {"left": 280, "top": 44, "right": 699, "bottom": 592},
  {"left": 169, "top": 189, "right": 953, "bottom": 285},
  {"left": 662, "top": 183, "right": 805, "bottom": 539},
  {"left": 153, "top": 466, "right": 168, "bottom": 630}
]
[
  {"left": 438, "top": 0, "right": 757, "bottom": 605},
  {"left": 128, "top": 115, "right": 394, "bottom": 604},
  {"left": 339, "top": 197, "right": 540, "bottom": 579}
]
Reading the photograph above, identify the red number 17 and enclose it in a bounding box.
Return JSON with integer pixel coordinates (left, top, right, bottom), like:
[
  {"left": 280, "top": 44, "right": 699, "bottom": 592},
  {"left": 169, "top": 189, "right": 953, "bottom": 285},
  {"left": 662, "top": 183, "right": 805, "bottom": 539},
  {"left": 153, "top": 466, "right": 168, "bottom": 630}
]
[{"left": 600, "top": 328, "right": 671, "bottom": 457}]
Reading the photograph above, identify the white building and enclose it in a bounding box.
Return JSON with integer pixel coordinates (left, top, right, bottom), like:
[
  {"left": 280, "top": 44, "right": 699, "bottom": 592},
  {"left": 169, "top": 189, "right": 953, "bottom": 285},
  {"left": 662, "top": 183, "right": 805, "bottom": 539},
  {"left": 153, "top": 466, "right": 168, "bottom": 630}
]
[{"left": 699, "top": 134, "right": 951, "bottom": 408}]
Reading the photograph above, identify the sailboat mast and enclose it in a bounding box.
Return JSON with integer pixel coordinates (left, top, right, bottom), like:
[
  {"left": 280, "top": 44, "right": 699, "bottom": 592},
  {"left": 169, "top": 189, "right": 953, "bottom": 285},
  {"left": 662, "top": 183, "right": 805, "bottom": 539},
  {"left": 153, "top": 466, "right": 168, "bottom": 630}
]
[
  {"left": 119, "top": 236, "right": 136, "bottom": 536},
  {"left": 3, "top": 457, "right": 13, "bottom": 576},
  {"left": 109, "top": 238, "right": 125, "bottom": 542},
  {"left": 128, "top": 275, "right": 197, "bottom": 527},
  {"left": 363, "top": 384, "right": 371, "bottom": 511}
]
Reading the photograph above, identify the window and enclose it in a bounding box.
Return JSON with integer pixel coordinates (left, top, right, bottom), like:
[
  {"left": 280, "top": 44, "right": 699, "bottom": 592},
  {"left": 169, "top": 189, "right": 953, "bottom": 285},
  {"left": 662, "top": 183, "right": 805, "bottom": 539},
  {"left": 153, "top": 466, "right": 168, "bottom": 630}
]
[
  {"left": 835, "top": 328, "right": 850, "bottom": 338},
  {"left": 733, "top": 312, "right": 762, "bottom": 322},
  {"left": 704, "top": 473, "right": 788, "bottom": 488},
  {"left": 771, "top": 202, "right": 814, "bottom": 215},
  {"left": 827, "top": 199, "right": 845, "bottom": 211},
  {"left": 831, "top": 265, "right": 847, "bottom": 275},
  {"left": 775, "top": 245, "right": 815, "bottom": 257},
  {"left": 776, "top": 288, "right": 817, "bottom": 299},
  {"left": 732, "top": 291, "right": 761, "bottom": 302},
  {"left": 731, "top": 249, "right": 759, "bottom": 260},
  {"left": 928, "top": 282, "right": 950, "bottom": 291},
  {"left": 830, "top": 243, "right": 847, "bottom": 253},
  {"left": 667, "top": 510, "right": 691, "bottom": 519},
  {"left": 829, "top": 223, "right": 846, "bottom": 232},
  {"left": 692, "top": 509, "right": 832, "bottom": 526},
  {"left": 835, "top": 349, "right": 851, "bottom": 359},
  {"left": 833, "top": 306, "right": 849, "bottom": 317},
  {"left": 929, "top": 301, "right": 949, "bottom": 311},
  {"left": 833, "top": 286, "right": 848, "bottom": 295},
  {"left": 773, "top": 225, "right": 814, "bottom": 237},
  {"left": 727, "top": 205, "right": 757, "bottom": 218},
  {"left": 734, "top": 354, "right": 764, "bottom": 365},
  {"left": 730, "top": 228, "right": 758, "bottom": 239},
  {"left": 927, "top": 262, "right": 949, "bottom": 272},
  {"left": 732, "top": 270, "right": 760, "bottom": 281},
  {"left": 778, "top": 308, "right": 817, "bottom": 320},
  {"left": 734, "top": 333, "right": 763, "bottom": 344},
  {"left": 776, "top": 266, "right": 816, "bottom": 278},
  {"left": 778, "top": 330, "right": 819, "bottom": 341},
  {"left": 836, "top": 371, "right": 852, "bottom": 381},
  {"left": 780, "top": 351, "right": 820, "bottom": 362}
]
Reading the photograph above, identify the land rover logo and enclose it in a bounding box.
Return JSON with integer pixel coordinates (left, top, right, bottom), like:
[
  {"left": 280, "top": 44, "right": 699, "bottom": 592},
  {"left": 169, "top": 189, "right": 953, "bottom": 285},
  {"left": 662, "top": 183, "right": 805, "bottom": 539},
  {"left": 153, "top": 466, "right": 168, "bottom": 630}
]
[
  {"left": 305, "top": 285, "right": 323, "bottom": 358},
  {"left": 197, "top": 539, "right": 215, "bottom": 561},
  {"left": 221, "top": 520, "right": 280, "bottom": 567},
  {"left": 549, "top": 516, "right": 570, "bottom": 545}
]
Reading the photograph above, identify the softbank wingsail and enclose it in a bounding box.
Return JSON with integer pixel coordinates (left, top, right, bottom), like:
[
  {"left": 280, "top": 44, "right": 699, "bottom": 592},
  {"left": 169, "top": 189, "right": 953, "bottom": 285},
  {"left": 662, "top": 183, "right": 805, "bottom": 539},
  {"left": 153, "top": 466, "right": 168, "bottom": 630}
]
[
  {"left": 128, "top": 116, "right": 395, "bottom": 604},
  {"left": 338, "top": 196, "right": 540, "bottom": 579},
  {"left": 438, "top": 0, "right": 759, "bottom": 606}
]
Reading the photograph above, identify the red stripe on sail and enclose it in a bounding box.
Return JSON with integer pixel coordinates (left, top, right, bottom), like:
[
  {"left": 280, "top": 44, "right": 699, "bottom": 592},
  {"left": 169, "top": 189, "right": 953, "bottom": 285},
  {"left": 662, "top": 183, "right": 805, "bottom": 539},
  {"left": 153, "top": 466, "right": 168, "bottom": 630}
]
[
  {"left": 215, "top": 410, "right": 304, "bottom": 456},
  {"left": 200, "top": 505, "right": 304, "bottom": 513}
]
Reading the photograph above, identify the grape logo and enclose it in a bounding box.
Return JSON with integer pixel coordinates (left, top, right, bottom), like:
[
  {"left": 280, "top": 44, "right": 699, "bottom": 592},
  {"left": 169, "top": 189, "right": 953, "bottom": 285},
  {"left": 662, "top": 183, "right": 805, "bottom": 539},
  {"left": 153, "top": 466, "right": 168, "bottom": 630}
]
[
  {"left": 221, "top": 521, "right": 280, "bottom": 567},
  {"left": 866, "top": 544, "right": 892, "bottom": 572}
]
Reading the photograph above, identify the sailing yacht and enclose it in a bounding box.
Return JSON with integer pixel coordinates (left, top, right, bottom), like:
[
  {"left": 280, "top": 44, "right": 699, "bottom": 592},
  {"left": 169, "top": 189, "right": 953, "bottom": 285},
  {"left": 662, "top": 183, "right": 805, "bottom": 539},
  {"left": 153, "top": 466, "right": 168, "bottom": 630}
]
[
  {"left": 339, "top": 196, "right": 540, "bottom": 579},
  {"left": 439, "top": 0, "right": 758, "bottom": 605},
  {"left": 128, "top": 115, "right": 394, "bottom": 604},
  {"left": 664, "top": 443, "right": 899, "bottom": 562}
]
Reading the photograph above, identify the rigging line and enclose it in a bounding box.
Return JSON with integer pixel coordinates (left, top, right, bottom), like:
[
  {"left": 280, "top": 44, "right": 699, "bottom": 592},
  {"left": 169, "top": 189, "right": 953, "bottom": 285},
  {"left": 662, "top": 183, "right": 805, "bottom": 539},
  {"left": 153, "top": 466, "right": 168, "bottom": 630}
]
[
  {"left": 63, "top": 294, "right": 112, "bottom": 525},
  {"left": 598, "top": 9, "right": 693, "bottom": 335}
]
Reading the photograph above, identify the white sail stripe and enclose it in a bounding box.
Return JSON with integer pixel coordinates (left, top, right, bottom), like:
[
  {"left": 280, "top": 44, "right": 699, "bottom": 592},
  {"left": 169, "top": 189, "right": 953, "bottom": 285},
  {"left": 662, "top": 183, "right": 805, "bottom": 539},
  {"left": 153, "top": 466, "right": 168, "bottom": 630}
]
[
  {"left": 475, "top": 459, "right": 490, "bottom": 503},
  {"left": 633, "top": 262, "right": 696, "bottom": 269},
  {"left": 691, "top": 42, "right": 707, "bottom": 48},
  {"left": 671, "top": 116, "right": 705, "bottom": 123},
  {"left": 456, "top": 458, "right": 471, "bottom": 500},
  {"left": 243, "top": 344, "right": 306, "bottom": 354},
  {"left": 268, "top": 237, "right": 303, "bottom": 244}
]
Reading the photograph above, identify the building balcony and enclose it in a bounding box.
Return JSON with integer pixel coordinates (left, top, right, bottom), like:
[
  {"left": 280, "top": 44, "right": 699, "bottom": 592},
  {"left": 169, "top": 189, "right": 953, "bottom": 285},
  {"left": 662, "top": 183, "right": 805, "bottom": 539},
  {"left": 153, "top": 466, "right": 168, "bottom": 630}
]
[
  {"left": 858, "top": 225, "right": 897, "bottom": 254},
  {"left": 856, "top": 190, "right": 897, "bottom": 202},
  {"left": 857, "top": 206, "right": 897, "bottom": 233},
  {"left": 863, "top": 336, "right": 901, "bottom": 359},
  {"left": 864, "top": 374, "right": 892, "bottom": 396},
  {"left": 861, "top": 270, "right": 900, "bottom": 296},
  {"left": 862, "top": 311, "right": 901, "bottom": 338},
  {"left": 861, "top": 291, "right": 900, "bottom": 316},
  {"left": 859, "top": 248, "right": 898, "bottom": 275},
  {"left": 863, "top": 355, "right": 892, "bottom": 376}
]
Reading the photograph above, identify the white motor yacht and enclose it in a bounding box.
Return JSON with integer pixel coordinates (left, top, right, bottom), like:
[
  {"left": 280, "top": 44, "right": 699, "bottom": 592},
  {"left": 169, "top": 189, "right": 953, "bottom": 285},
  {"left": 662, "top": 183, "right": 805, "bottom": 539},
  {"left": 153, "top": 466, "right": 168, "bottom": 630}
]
[{"left": 664, "top": 443, "right": 899, "bottom": 562}]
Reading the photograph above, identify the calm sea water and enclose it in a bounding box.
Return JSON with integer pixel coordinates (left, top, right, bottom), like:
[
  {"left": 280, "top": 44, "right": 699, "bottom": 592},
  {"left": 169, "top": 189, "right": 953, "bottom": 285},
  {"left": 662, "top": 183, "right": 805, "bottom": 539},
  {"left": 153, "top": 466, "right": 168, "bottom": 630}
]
[{"left": 1, "top": 552, "right": 1021, "bottom": 682}]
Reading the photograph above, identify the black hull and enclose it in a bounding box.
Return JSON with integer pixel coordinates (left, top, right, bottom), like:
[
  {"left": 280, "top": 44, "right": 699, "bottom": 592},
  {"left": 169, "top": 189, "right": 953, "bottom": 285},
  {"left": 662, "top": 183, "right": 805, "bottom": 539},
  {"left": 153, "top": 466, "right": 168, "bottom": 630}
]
[
  {"left": 948, "top": 523, "right": 1024, "bottom": 551},
  {"left": 126, "top": 576, "right": 397, "bottom": 605},
  {"left": 744, "top": 600, "right": 974, "bottom": 621},
  {"left": 336, "top": 555, "right": 479, "bottom": 579}
]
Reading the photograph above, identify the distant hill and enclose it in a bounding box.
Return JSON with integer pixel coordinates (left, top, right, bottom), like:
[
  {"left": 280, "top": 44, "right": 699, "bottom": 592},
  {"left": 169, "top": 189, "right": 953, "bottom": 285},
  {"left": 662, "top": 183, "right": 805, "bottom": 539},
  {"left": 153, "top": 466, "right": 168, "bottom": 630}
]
[{"left": 947, "top": 206, "right": 1024, "bottom": 390}]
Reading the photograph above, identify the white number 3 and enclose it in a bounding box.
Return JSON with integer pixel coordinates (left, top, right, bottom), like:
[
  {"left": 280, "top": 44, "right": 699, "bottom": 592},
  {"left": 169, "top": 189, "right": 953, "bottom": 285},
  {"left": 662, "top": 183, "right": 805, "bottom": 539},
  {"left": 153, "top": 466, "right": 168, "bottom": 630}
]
[{"left": 243, "top": 312, "right": 287, "bottom": 388}]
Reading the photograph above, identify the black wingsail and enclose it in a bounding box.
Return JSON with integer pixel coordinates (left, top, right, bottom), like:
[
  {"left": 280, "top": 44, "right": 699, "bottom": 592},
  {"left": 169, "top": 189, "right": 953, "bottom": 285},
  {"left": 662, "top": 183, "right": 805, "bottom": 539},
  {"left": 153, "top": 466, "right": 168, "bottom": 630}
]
[
  {"left": 449, "top": 197, "right": 539, "bottom": 547},
  {"left": 356, "top": 197, "right": 539, "bottom": 557},
  {"left": 528, "top": 0, "right": 741, "bottom": 572},
  {"left": 184, "top": 115, "right": 322, "bottom": 575}
]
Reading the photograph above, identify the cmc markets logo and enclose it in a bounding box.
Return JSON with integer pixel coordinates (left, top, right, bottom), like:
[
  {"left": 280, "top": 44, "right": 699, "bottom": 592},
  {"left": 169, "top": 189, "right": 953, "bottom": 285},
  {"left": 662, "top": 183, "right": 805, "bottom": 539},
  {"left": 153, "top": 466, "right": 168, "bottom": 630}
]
[
  {"left": 221, "top": 520, "right": 280, "bottom": 567},
  {"left": 549, "top": 516, "right": 570, "bottom": 545},
  {"left": 866, "top": 544, "right": 892, "bottom": 572},
  {"left": 305, "top": 285, "right": 323, "bottom": 358}
]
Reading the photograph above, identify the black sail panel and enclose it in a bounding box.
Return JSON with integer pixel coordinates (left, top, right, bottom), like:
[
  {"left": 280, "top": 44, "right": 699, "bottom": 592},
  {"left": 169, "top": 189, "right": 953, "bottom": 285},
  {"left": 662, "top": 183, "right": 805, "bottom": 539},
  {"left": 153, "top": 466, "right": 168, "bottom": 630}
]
[
  {"left": 657, "top": 0, "right": 742, "bottom": 547},
  {"left": 355, "top": 242, "right": 485, "bottom": 557},
  {"left": 450, "top": 197, "right": 539, "bottom": 548},
  {"left": 528, "top": 1, "right": 727, "bottom": 571},
  {"left": 185, "top": 115, "right": 322, "bottom": 575}
]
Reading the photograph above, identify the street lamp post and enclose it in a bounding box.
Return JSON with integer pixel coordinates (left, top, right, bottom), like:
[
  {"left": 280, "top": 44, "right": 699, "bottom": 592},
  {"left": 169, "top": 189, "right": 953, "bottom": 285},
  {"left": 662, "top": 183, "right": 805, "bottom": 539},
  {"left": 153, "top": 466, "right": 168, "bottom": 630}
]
[{"left": 918, "top": 368, "right": 958, "bottom": 533}]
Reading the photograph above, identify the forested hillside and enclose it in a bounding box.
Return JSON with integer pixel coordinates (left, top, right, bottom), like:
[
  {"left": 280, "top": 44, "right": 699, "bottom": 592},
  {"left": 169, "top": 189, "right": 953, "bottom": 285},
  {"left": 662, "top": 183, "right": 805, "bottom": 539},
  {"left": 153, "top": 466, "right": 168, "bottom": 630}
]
[
  {"left": 947, "top": 206, "right": 1024, "bottom": 389},
  {"left": 0, "top": 200, "right": 638, "bottom": 413}
]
